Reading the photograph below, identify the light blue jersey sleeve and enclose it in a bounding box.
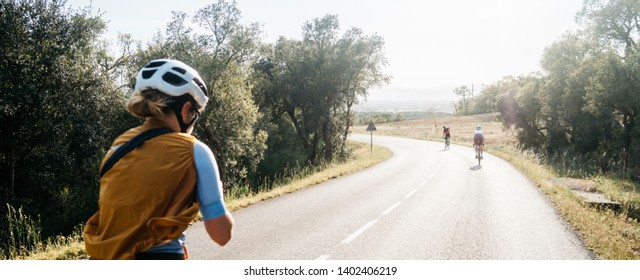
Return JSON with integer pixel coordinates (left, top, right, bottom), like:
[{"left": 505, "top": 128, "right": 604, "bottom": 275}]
[
  {"left": 194, "top": 140, "right": 228, "bottom": 221},
  {"left": 146, "top": 140, "right": 229, "bottom": 254}
]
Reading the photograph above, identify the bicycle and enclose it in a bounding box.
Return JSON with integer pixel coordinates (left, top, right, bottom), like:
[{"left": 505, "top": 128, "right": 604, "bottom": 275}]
[
  {"left": 444, "top": 137, "right": 450, "bottom": 150},
  {"left": 475, "top": 145, "right": 482, "bottom": 166}
]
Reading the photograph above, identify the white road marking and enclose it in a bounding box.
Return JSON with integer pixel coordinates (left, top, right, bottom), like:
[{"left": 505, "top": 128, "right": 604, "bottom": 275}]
[
  {"left": 341, "top": 220, "right": 378, "bottom": 244},
  {"left": 424, "top": 164, "right": 442, "bottom": 181},
  {"left": 335, "top": 160, "right": 443, "bottom": 252},
  {"left": 405, "top": 188, "right": 418, "bottom": 198},
  {"left": 381, "top": 201, "right": 403, "bottom": 216},
  {"left": 316, "top": 255, "right": 331, "bottom": 260}
]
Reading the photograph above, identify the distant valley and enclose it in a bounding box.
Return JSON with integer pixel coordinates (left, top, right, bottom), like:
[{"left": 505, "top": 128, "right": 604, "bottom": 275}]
[{"left": 353, "top": 99, "right": 455, "bottom": 114}]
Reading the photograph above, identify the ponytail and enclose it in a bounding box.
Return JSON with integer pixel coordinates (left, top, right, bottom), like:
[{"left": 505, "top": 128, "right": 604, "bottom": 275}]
[{"left": 126, "top": 90, "right": 171, "bottom": 118}]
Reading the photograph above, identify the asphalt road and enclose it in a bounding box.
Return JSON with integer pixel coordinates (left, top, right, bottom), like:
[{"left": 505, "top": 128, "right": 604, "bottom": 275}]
[{"left": 185, "top": 134, "right": 595, "bottom": 260}]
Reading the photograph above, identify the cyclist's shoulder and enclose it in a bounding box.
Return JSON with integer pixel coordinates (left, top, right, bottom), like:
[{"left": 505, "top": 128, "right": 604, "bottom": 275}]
[{"left": 193, "top": 140, "right": 217, "bottom": 164}]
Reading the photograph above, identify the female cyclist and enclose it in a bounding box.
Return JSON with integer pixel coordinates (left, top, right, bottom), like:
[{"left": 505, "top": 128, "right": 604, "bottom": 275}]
[{"left": 84, "top": 59, "right": 234, "bottom": 260}]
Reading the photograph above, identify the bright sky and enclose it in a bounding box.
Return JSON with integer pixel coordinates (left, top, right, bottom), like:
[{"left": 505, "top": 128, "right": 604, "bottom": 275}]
[{"left": 67, "top": 0, "right": 584, "bottom": 101}]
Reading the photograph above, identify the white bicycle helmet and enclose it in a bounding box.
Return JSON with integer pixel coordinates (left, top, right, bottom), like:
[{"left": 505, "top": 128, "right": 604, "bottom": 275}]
[{"left": 133, "top": 59, "right": 209, "bottom": 110}]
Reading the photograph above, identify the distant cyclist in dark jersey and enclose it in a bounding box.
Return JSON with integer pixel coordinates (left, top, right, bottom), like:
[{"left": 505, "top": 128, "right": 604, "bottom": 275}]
[
  {"left": 443, "top": 126, "right": 451, "bottom": 140},
  {"left": 443, "top": 126, "right": 451, "bottom": 149},
  {"left": 473, "top": 124, "right": 484, "bottom": 159}
]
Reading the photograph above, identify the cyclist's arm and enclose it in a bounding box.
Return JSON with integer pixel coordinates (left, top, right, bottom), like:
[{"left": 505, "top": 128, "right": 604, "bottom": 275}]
[{"left": 194, "top": 140, "right": 234, "bottom": 246}]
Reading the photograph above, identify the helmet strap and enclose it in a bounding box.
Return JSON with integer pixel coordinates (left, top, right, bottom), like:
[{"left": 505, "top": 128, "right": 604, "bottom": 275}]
[
  {"left": 174, "top": 113, "right": 190, "bottom": 133},
  {"left": 178, "top": 111, "right": 199, "bottom": 133},
  {"left": 167, "top": 96, "right": 199, "bottom": 133}
]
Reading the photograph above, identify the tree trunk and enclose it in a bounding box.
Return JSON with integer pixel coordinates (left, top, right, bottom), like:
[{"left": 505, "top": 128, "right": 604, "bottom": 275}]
[
  {"left": 286, "top": 108, "right": 311, "bottom": 156},
  {"left": 341, "top": 101, "right": 353, "bottom": 159},
  {"left": 343, "top": 97, "right": 354, "bottom": 142},
  {"left": 322, "top": 121, "right": 334, "bottom": 163},
  {"left": 622, "top": 112, "right": 636, "bottom": 149},
  {"left": 309, "top": 131, "right": 320, "bottom": 165},
  {"left": 622, "top": 113, "right": 636, "bottom": 171}
]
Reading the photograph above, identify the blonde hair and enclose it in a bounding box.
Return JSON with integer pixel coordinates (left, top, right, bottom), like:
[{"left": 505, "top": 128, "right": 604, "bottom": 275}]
[{"left": 126, "top": 90, "right": 171, "bottom": 118}]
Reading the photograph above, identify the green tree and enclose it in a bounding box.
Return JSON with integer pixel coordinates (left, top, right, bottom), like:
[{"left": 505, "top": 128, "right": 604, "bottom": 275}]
[
  {"left": 334, "top": 27, "right": 390, "bottom": 156},
  {"left": 539, "top": 32, "right": 613, "bottom": 156},
  {"left": 491, "top": 76, "right": 523, "bottom": 128},
  {"left": 254, "top": 15, "right": 389, "bottom": 165},
  {"left": 0, "top": 0, "right": 123, "bottom": 243},
  {"left": 512, "top": 76, "right": 547, "bottom": 150},
  {"left": 579, "top": 0, "right": 640, "bottom": 172},
  {"left": 453, "top": 85, "right": 470, "bottom": 115},
  {"left": 455, "top": 83, "right": 502, "bottom": 116},
  {"left": 133, "top": 0, "right": 268, "bottom": 187},
  {"left": 578, "top": 0, "right": 640, "bottom": 56},
  {"left": 192, "top": 1, "right": 267, "bottom": 186},
  {"left": 585, "top": 51, "right": 640, "bottom": 150},
  {"left": 492, "top": 0, "right": 640, "bottom": 176}
]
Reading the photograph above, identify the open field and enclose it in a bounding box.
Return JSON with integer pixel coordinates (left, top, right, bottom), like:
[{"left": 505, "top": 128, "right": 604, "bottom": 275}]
[{"left": 355, "top": 112, "right": 514, "bottom": 145}]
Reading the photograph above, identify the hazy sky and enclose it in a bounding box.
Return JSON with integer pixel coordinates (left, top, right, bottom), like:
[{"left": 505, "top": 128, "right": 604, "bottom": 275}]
[{"left": 66, "top": 0, "right": 585, "bottom": 101}]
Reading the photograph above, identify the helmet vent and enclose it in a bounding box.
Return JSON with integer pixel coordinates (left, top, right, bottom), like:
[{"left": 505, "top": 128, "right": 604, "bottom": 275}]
[
  {"left": 141, "top": 69, "right": 157, "bottom": 79},
  {"left": 172, "top": 67, "right": 187, "bottom": 74},
  {"left": 192, "top": 78, "right": 207, "bottom": 95},
  {"left": 162, "top": 72, "right": 188, "bottom": 86},
  {"left": 147, "top": 61, "right": 166, "bottom": 68}
]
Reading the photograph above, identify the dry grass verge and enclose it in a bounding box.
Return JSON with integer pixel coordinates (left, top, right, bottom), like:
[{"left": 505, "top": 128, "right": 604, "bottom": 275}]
[{"left": 490, "top": 145, "right": 640, "bottom": 259}]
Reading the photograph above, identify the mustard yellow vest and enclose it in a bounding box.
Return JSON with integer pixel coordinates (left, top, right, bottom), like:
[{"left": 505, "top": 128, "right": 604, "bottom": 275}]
[{"left": 84, "top": 121, "right": 200, "bottom": 260}]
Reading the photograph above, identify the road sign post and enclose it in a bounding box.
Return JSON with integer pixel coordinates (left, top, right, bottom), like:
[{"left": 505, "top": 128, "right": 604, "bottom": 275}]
[{"left": 366, "top": 121, "right": 377, "bottom": 153}]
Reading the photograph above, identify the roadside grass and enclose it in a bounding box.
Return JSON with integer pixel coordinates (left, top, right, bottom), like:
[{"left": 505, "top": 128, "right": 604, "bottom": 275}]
[
  {"left": 357, "top": 113, "right": 640, "bottom": 259},
  {"left": 490, "top": 145, "right": 640, "bottom": 259},
  {"left": 10, "top": 140, "right": 391, "bottom": 260},
  {"left": 19, "top": 233, "right": 87, "bottom": 260},
  {"left": 4, "top": 226, "right": 86, "bottom": 260}
]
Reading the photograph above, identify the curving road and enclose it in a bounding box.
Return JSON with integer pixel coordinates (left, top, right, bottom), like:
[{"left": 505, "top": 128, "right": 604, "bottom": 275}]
[{"left": 185, "top": 134, "right": 595, "bottom": 260}]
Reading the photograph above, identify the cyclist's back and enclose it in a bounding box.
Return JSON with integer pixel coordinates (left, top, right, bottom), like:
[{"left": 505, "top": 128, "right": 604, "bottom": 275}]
[
  {"left": 84, "top": 59, "right": 234, "bottom": 260},
  {"left": 473, "top": 125, "right": 484, "bottom": 159},
  {"left": 443, "top": 126, "right": 450, "bottom": 139}
]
